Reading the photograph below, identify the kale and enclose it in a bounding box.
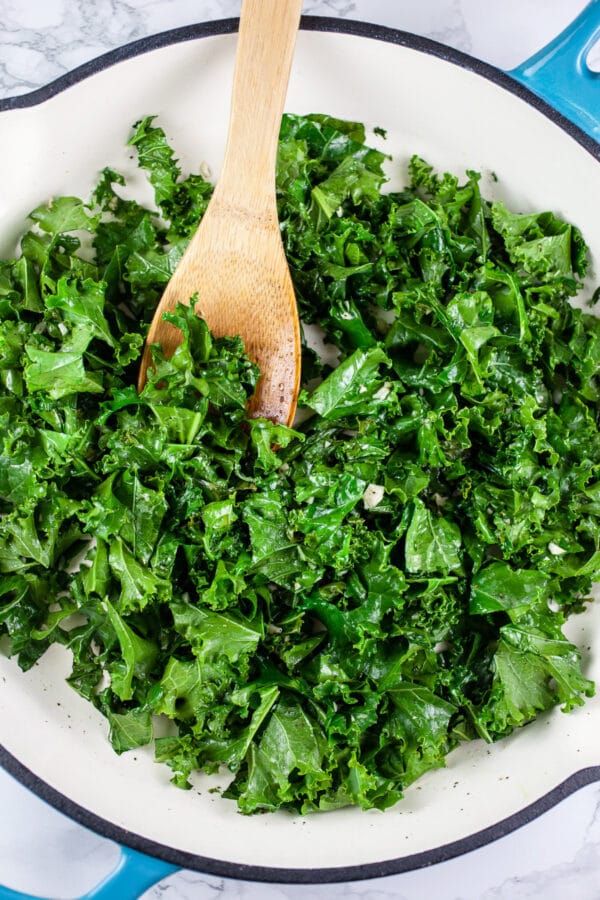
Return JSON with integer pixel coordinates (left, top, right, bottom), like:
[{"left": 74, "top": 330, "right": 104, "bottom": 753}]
[{"left": 1, "top": 114, "right": 598, "bottom": 814}]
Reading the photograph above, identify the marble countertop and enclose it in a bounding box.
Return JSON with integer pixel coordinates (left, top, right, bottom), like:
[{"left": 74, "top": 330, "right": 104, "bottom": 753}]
[
  {"left": 1, "top": 1, "right": 599, "bottom": 899},
  {"left": 0, "top": 0, "right": 595, "bottom": 97}
]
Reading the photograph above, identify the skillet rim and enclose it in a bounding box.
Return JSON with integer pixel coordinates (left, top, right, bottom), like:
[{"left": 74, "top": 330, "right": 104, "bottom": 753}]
[{"left": 0, "top": 16, "right": 598, "bottom": 161}]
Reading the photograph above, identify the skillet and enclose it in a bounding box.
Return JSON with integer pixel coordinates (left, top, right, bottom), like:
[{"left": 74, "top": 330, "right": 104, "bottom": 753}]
[{"left": 0, "top": 4, "right": 599, "bottom": 896}]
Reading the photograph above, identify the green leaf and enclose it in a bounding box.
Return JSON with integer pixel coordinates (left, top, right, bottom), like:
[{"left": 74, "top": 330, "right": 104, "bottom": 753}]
[
  {"left": 108, "top": 539, "right": 169, "bottom": 612},
  {"left": 171, "top": 602, "right": 262, "bottom": 664},
  {"left": 404, "top": 499, "right": 463, "bottom": 574},
  {"left": 45, "top": 277, "right": 116, "bottom": 347},
  {"left": 12, "top": 257, "right": 42, "bottom": 312},
  {"left": 301, "top": 346, "right": 390, "bottom": 419},
  {"left": 387, "top": 683, "right": 456, "bottom": 784},
  {"left": 470, "top": 562, "right": 549, "bottom": 615},
  {"left": 479, "top": 624, "right": 594, "bottom": 735},
  {"left": 29, "top": 197, "right": 100, "bottom": 235},
  {"left": 248, "top": 418, "right": 303, "bottom": 472},
  {"left": 24, "top": 346, "right": 103, "bottom": 398},
  {"left": 87, "top": 472, "right": 167, "bottom": 566},
  {"left": 107, "top": 708, "right": 153, "bottom": 754},
  {"left": 233, "top": 697, "right": 329, "bottom": 813},
  {"left": 152, "top": 657, "right": 204, "bottom": 720},
  {"left": 81, "top": 539, "right": 110, "bottom": 599},
  {"left": 491, "top": 202, "right": 587, "bottom": 278},
  {"left": 104, "top": 599, "right": 159, "bottom": 701}
]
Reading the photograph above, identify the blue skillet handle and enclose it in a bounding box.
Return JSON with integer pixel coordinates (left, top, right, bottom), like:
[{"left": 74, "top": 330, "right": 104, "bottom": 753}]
[
  {"left": 509, "top": 0, "right": 600, "bottom": 141},
  {"left": 74, "top": 846, "right": 177, "bottom": 900},
  {"left": 0, "top": 846, "right": 178, "bottom": 900}
]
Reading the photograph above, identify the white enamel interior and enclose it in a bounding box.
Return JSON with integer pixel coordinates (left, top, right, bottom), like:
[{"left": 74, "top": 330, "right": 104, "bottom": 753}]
[{"left": 0, "top": 30, "right": 599, "bottom": 872}]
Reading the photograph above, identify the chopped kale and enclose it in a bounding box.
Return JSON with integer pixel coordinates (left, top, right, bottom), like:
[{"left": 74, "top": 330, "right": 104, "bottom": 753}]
[{"left": 0, "top": 114, "right": 598, "bottom": 814}]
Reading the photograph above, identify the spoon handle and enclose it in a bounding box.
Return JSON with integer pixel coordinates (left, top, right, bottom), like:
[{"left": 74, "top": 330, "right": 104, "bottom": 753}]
[{"left": 216, "top": 0, "right": 303, "bottom": 208}]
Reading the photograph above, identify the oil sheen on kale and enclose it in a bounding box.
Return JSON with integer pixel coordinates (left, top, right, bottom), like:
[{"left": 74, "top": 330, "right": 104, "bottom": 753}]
[{"left": 1, "top": 114, "right": 599, "bottom": 814}]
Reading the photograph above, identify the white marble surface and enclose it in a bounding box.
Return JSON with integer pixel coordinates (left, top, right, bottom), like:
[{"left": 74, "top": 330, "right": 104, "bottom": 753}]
[
  {"left": 1, "top": 1, "right": 599, "bottom": 898},
  {"left": 0, "top": 0, "right": 593, "bottom": 99}
]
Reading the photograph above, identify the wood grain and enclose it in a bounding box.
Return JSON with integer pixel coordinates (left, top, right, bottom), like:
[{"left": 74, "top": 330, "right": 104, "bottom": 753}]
[{"left": 138, "top": 0, "right": 302, "bottom": 426}]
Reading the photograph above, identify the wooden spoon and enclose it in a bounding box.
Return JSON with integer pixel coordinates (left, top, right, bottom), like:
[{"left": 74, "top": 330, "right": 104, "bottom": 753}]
[{"left": 138, "top": 0, "right": 303, "bottom": 426}]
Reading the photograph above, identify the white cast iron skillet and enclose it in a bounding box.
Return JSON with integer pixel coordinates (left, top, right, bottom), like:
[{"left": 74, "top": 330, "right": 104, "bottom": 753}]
[{"left": 0, "top": 4, "right": 599, "bottom": 896}]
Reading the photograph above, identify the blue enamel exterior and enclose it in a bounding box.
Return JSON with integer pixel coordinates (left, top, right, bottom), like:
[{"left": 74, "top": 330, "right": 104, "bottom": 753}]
[
  {"left": 510, "top": 0, "right": 600, "bottom": 140},
  {"left": 79, "top": 847, "right": 177, "bottom": 900},
  {"left": 0, "top": 847, "right": 177, "bottom": 900}
]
